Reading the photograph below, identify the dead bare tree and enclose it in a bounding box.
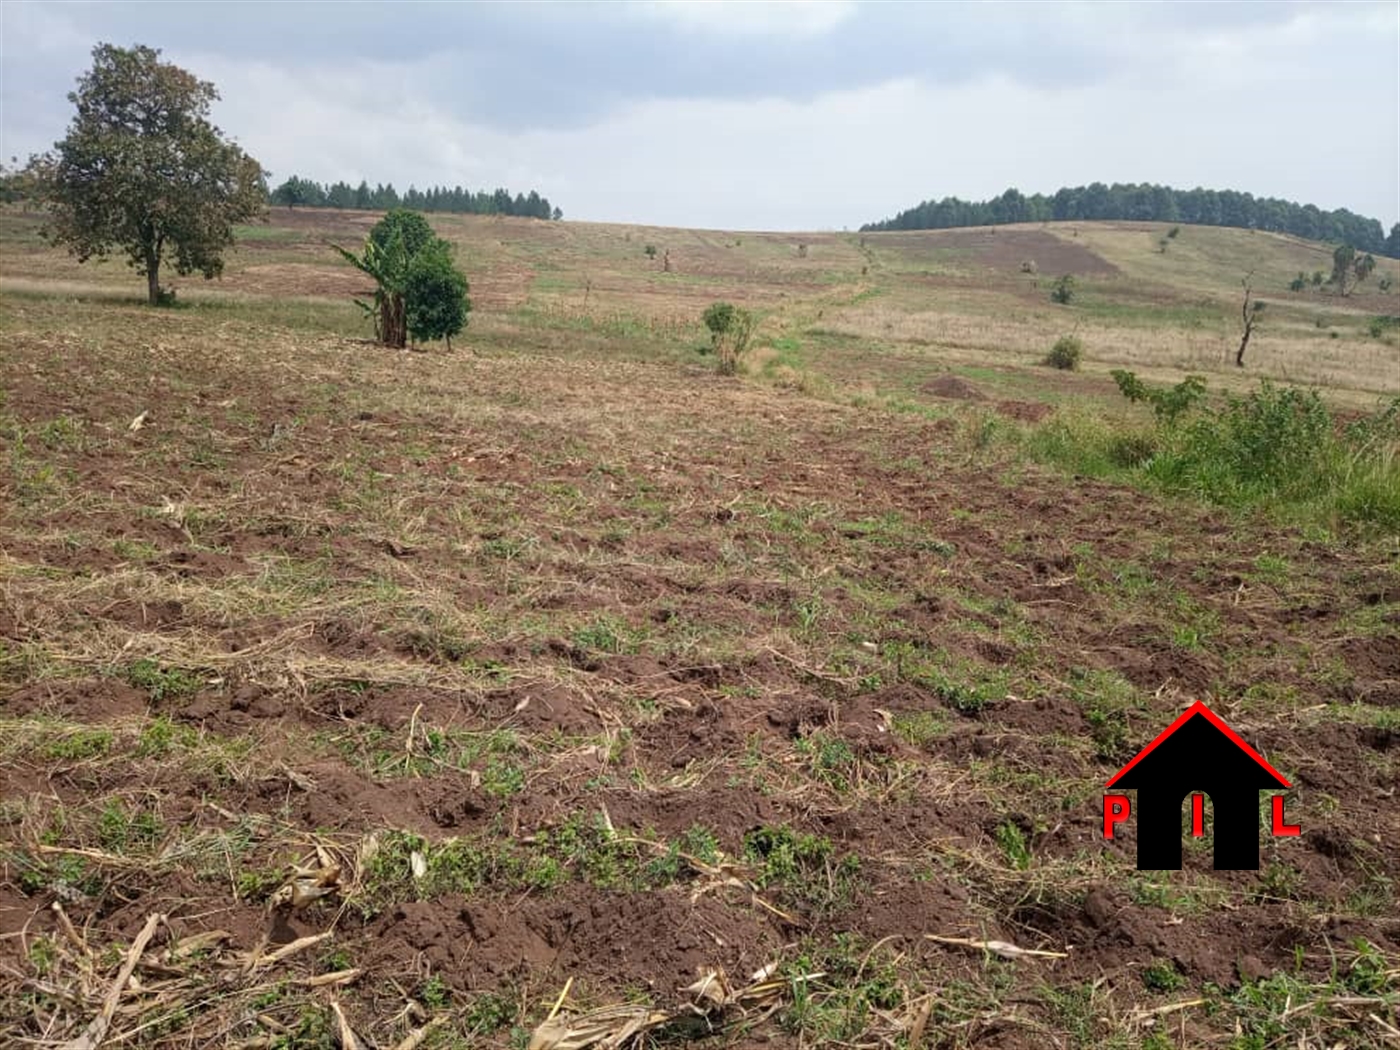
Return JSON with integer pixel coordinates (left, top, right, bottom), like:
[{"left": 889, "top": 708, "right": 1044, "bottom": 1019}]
[{"left": 1236, "top": 273, "right": 1265, "bottom": 367}]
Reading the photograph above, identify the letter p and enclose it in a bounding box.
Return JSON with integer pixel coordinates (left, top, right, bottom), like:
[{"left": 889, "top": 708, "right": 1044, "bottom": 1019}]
[{"left": 1103, "top": 794, "right": 1131, "bottom": 839}]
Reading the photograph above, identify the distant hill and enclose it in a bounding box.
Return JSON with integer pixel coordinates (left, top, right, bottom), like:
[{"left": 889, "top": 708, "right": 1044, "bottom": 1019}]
[{"left": 863, "top": 183, "right": 1400, "bottom": 259}]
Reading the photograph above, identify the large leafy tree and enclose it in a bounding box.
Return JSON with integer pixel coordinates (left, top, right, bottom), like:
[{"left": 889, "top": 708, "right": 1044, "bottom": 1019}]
[
  {"left": 31, "top": 43, "right": 266, "bottom": 304},
  {"left": 334, "top": 209, "right": 470, "bottom": 349}
]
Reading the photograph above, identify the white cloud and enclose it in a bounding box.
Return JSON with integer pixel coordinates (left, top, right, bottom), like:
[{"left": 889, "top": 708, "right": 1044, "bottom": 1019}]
[{"left": 631, "top": 0, "right": 856, "bottom": 37}]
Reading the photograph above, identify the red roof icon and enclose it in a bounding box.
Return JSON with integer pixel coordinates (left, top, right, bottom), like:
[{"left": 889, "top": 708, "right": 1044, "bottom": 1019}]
[{"left": 1105, "top": 700, "right": 1290, "bottom": 789}]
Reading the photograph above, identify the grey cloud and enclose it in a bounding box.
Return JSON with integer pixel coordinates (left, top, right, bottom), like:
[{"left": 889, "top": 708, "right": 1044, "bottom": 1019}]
[
  {"left": 4, "top": 0, "right": 1353, "bottom": 138},
  {"left": 1, "top": 1, "right": 1393, "bottom": 229}
]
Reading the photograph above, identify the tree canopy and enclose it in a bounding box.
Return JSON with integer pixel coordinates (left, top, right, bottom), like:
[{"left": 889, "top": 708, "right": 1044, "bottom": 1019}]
[
  {"left": 334, "top": 209, "right": 470, "bottom": 350},
  {"left": 30, "top": 43, "right": 266, "bottom": 304},
  {"left": 271, "top": 174, "right": 559, "bottom": 220},
  {"left": 863, "top": 183, "right": 1396, "bottom": 259}
]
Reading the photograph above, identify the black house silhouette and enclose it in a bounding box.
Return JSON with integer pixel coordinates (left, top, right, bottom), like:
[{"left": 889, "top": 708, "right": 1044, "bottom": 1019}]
[{"left": 1107, "top": 701, "right": 1290, "bottom": 870}]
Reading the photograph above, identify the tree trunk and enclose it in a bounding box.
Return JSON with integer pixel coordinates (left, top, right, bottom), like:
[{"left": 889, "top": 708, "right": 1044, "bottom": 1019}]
[
  {"left": 144, "top": 235, "right": 164, "bottom": 305},
  {"left": 381, "top": 293, "right": 407, "bottom": 348},
  {"left": 1235, "top": 325, "right": 1252, "bottom": 368}
]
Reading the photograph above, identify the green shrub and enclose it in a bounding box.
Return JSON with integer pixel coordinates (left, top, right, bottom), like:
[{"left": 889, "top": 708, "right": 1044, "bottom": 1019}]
[
  {"left": 702, "top": 302, "right": 736, "bottom": 344},
  {"left": 1035, "top": 378, "right": 1400, "bottom": 531},
  {"left": 1152, "top": 384, "right": 1400, "bottom": 530},
  {"left": 1044, "top": 335, "right": 1083, "bottom": 370},
  {"left": 1368, "top": 315, "right": 1399, "bottom": 339},
  {"left": 702, "top": 301, "right": 754, "bottom": 375},
  {"left": 404, "top": 240, "right": 471, "bottom": 348},
  {"left": 1050, "top": 274, "right": 1076, "bottom": 305},
  {"left": 1111, "top": 370, "right": 1207, "bottom": 426}
]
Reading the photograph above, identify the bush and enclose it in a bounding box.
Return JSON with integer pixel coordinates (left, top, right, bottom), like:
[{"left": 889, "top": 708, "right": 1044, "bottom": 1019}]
[
  {"left": 1289, "top": 272, "right": 1307, "bottom": 293},
  {"left": 1044, "top": 335, "right": 1083, "bottom": 371},
  {"left": 1034, "top": 377, "right": 1400, "bottom": 531},
  {"left": 334, "top": 209, "right": 468, "bottom": 349},
  {"left": 1051, "top": 274, "right": 1076, "bottom": 305},
  {"left": 702, "top": 302, "right": 736, "bottom": 345},
  {"left": 701, "top": 301, "right": 755, "bottom": 375},
  {"left": 1111, "top": 370, "right": 1207, "bottom": 426},
  {"left": 404, "top": 240, "right": 471, "bottom": 348},
  {"left": 1369, "top": 316, "right": 1399, "bottom": 339}
]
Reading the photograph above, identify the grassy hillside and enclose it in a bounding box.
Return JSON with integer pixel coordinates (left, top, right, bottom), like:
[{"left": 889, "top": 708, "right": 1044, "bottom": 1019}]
[
  {"left": 1, "top": 208, "right": 1398, "bottom": 1049},
  {"left": 3, "top": 207, "right": 1395, "bottom": 398}
]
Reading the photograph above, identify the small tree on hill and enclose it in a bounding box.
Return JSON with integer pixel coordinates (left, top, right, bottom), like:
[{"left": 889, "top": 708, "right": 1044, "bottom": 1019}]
[
  {"left": 1331, "top": 245, "right": 1377, "bottom": 297},
  {"left": 1051, "top": 274, "right": 1076, "bottom": 305},
  {"left": 29, "top": 43, "right": 266, "bottom": 305},
  {"left": 702, "top": 301, "right": 754, "bottom": 375},
  {"left": 334, "top": 209, "right": 468, "bottom": 349}
]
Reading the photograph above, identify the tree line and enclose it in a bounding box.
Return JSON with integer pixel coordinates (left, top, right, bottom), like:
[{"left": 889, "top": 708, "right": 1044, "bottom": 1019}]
[
  {"left": 270, "top": 175, "right": 560, "bottom": 220},
  {"left": 863, "top": 183, "right": 1400, "bottom": 258}
]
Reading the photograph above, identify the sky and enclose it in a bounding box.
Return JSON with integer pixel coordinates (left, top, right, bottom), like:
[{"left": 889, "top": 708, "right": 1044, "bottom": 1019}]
[{"left": 1, "top": 0, "right": 1396, "bottom": 231}]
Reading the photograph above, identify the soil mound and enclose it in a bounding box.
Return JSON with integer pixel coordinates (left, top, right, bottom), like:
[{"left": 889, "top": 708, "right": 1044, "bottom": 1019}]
[{"left": 922, "top": 375, "right": 987, "bottom": 400}]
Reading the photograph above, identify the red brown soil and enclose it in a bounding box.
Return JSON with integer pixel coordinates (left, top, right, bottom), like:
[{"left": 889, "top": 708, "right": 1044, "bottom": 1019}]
[
  {"left": 2, "top": 309, "right": 1397, "bottom": 1045},
  {"left": 921, "top": 374, "right": 987, "bottom": 400},
  {"left": 872, "top": 226, "right": 1120, "bottom": 276}
]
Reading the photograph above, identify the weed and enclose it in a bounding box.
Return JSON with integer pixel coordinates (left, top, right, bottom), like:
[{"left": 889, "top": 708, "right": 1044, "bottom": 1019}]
[
  {"left": 891, "top": 710, "right": 948, "bottom": 749},
  {"left": 462, "top": 990, "right": 517, "bottom": 1034},
  {"left": 781, "top": 935, "right": 903, "bottom": 1043},
  {"left": 744, "top": 825, "right": 861, "bottom": 916},
  {"left": 796, "top": 732, "right": 858, "bottom": 791},
  {"left": 994, "top": 821, "right": 1032, "bottom": 870},
  {"left": 124, "top": 659, "right": 202, "bottom": 703},
  {"left": 418, "top": 974, "right": 451, "bottom": 1008},
  {"left": 96, "top": 802, "right": 163, "bottom": 854},
  {"left": 41, "top": 729, "right": 113, "bottom": 761},
  {"left": 1142, "top": 958, "right": 1186, "bottom": 992},
  {"left": 572, "top": 620, "right": 627, "bottom": 654},
  {"left": 137, "top": 715, "right": 197, "bottom": 758}
]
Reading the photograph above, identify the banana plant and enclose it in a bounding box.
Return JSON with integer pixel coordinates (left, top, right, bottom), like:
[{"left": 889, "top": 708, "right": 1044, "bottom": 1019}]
[{"left": 331, "top": 227, "right": 412, "bottom": 347}]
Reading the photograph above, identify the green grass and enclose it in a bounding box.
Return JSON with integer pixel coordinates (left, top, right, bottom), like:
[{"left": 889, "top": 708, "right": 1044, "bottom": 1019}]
[{"left": 1025, "top": 381, "right": 1400, "bottom": 532}]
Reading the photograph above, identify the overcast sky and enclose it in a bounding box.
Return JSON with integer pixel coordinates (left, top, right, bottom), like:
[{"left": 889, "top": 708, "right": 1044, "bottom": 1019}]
[{"left": 2, "top": 0, "right": 1396, "bottom": 231}]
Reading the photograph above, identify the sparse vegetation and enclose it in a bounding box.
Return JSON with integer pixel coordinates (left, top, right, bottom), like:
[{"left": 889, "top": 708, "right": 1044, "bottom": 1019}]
[
  {"left": 1044, "top": 334, "right": 1083, "bottom": 370},
  {"left": 1051, "top": 274, "right": 1076, "bottom": 304}
]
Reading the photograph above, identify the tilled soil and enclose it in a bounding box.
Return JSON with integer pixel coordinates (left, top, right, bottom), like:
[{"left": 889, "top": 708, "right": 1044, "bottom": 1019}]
[{"left": 1, "top": 296, "right": 1397, "bottom": 1047}]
